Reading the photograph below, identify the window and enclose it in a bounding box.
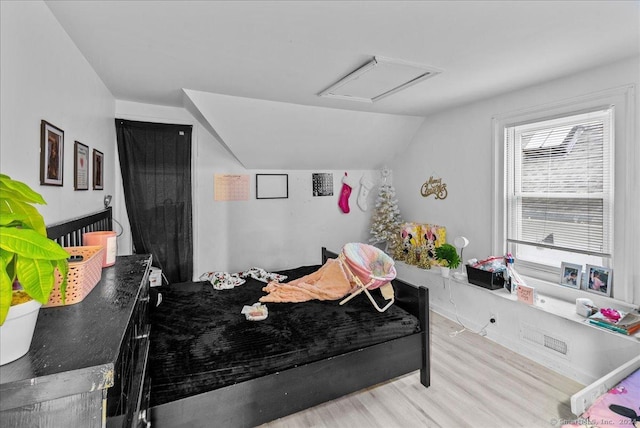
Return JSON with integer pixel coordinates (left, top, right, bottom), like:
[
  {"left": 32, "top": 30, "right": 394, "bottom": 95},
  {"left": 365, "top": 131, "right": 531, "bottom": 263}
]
[
  {"left": 493, "top": 85, "right": 637, "bottom": 305},
  {"left": 505, "top": 109, "right": 614, "bottom": 272}
]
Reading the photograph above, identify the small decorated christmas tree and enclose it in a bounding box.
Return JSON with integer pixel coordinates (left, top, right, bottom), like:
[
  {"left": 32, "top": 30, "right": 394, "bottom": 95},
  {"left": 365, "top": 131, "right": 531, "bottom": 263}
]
[{"left": 369, "top": 168, "right": 402, "bottom": 253}]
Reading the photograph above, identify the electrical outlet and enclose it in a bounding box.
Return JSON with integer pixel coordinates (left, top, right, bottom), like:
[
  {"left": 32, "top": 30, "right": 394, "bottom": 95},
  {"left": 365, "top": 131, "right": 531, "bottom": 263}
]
[{"left": 489, "top": 313, "right": 497, "bottom": 325}]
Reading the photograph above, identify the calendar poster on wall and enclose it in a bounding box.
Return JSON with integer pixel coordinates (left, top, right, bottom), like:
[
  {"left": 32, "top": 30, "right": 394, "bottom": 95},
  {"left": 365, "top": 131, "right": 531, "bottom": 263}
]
[
  {"left": 214, "top": 174, "right": 250, "bottom": 201},
  {"left": 312, "top": 173, "right": 333, "bottom": 197}
]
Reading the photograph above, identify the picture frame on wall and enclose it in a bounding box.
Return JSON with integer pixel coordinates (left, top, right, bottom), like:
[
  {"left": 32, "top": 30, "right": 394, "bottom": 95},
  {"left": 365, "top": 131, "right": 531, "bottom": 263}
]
[
  {"left": 40, "top": 120, "right": 64, "bottom": 186},
  {"left": 256, "top": 174, "right": 288, "bottom": 199},
  {"left": 74, "top": 141, "right": 89, "bottom": 190},
  {"left": 559, "top": 262, "right": 582, "bottom": 289},
  {"left": 584, "top": 264, "right": 613, "bottom": 297},
  {"left": 312, "top": 173, "right": 334, "bottom": 196},
  {"left": 93, "top": 149, "right": 104, "bottom": 190}
]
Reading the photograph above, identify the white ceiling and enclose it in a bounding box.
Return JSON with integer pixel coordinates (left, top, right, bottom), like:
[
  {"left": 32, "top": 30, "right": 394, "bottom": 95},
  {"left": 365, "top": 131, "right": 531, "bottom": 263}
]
[{"left": 44, "top": 0, "right": 639, "bottom": 168}]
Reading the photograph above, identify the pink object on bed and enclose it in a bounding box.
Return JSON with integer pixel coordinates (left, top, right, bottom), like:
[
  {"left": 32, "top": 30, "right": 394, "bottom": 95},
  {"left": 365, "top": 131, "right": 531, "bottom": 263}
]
[
  {"left": 338, "top": 243, "right": 397, "bottom": 312},
  {"left": 341, "top": 242, "right": 396, "bottom": 290},
  {"left": 563, "top": 369, "right": 640, "bottom": 427},
  {"left": 259, "top": 258, "right": 354, "bottom": 303}
]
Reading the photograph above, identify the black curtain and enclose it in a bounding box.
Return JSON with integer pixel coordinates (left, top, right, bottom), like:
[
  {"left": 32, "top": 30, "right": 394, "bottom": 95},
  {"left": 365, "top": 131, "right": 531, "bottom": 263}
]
[{"left": 115, "top": 119, "right": 193, "bottom": 284}]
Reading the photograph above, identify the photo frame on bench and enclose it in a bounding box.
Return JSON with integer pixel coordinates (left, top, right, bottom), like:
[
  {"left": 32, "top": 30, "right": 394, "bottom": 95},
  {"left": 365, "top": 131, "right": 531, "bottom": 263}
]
[
  {"left": 584, "top": 264, "right": 612, "bottom": 297},
  {"left": 559, "top": 262, "right": 582, "bottom": 289}
]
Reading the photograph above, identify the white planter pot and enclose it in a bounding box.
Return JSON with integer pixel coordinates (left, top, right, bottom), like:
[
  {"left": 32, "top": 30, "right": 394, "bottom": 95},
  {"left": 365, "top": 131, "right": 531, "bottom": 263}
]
[
  {"left": 440, "top": 266, "right": 450, "bottom": 278},
  {"left": 0, "top": 299, "right": 41, "bottom": 365}
]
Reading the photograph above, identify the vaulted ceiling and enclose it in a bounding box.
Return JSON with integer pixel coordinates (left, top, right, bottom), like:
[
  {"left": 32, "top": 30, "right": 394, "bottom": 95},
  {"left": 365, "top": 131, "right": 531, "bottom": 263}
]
[{"left": 45, "top": 1, "right": 639, "bottom": 169}]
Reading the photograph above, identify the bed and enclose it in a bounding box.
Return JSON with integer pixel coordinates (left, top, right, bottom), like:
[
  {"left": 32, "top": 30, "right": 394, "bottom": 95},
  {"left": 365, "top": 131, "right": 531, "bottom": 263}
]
[
  {"left": 566, "top": 354, "right": 640, "bottom": 427},
  {"left": 148, "top": 247, "right": 430, "bottom": 427},
  {"left": 45, "top": 208, "right": 430, "bottom": 427}
]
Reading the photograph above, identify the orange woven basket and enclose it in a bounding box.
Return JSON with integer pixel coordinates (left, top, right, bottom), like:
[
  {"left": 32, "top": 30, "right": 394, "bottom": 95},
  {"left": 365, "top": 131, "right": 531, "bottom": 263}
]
[{"left": 45, "top": 246, "right": 105, "bottom": 307}]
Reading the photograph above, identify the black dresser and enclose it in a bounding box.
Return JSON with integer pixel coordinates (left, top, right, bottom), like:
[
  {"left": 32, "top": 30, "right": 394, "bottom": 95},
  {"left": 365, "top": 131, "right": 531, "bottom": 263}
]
[{"left": 0, "top": 254, "right": 152, "bottom": 428}]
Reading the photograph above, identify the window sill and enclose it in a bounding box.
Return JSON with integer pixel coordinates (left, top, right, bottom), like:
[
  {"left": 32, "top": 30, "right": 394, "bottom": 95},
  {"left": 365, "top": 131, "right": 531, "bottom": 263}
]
[
  {"left": 395, "top": 261, "right": 640, "bottom": 343},
  {"left": 488, "top": 286, "right": 640, "bottom": 342}
]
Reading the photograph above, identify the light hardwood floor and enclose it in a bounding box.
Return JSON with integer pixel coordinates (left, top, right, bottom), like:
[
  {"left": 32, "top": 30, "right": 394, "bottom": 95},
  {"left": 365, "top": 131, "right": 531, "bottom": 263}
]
[{"left": 261, "top": 311, "right": 585, "bottom": 428}]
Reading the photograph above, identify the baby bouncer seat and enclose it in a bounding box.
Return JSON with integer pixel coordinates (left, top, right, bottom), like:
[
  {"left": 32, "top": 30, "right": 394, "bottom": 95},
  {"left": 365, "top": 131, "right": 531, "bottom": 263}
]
[{"left": 339, "top": 243, "right": 397, "bottom": 312}]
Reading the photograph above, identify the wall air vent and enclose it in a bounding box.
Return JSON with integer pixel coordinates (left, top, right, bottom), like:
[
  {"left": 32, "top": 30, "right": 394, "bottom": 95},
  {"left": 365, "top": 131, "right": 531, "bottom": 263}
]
[
  {"left": 520, "top": 323, "right": 570, "bottom": 359},
  {"left": 318, "top": 56, "right": 442, "bottom": 103}
]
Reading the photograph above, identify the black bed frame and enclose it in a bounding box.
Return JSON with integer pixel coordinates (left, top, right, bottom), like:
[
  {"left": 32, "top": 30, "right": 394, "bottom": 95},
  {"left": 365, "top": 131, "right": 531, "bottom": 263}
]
[
  {"left": 46, "top": 207, "right": 113, "bottom": 245},
  {"left": 150, "top": 247, "right": 430, "bottom": 428}
]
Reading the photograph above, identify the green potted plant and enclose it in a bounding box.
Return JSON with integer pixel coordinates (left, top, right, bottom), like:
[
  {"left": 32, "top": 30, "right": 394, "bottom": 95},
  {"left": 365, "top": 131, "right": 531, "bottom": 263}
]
[
  {"left": 0, "top": 174, "right": 69, "bottom": 364},
  {"left": 435, "top": 243, "right": 461, "bottom": 278}
]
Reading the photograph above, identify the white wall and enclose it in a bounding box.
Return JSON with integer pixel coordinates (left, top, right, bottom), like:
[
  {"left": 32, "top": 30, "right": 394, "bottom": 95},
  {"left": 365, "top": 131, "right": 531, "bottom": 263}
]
[
  {"left": 390, "top": 56, "right": 640, "bottom": 384},
  {"left": 0, "top": 1, "right": 115, "bottom": 224},
  {"left": 115, "top": 100, "right": 379, "bottom": 276}
]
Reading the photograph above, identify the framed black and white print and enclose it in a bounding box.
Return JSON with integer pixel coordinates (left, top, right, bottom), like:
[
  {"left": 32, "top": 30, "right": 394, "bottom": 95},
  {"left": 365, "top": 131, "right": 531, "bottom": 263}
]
[
  {"left": 584, "top": 264, "right": 612, "bottom": 297},
  {"left": 312, "top": 173, "right": 333, "bottom": 196},
  {"left": 74, "top": 141, "right": 89, "bottom": 190},
  {"left": 40, "top": 120, "right": 64, "bottom": 186},
  {"left": 559, "top": 262, "right": 581, "bottom": 289},
  {"left": 93, "top": 149, "right": 104, "bottom": 190},
  {"left": 256, "top": 174, "right": 288, "bottom": 199}
]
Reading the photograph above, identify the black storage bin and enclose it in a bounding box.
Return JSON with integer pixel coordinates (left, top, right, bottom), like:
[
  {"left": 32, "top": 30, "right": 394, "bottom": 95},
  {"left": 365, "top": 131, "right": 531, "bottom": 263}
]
[{"left": 465, "top": 265, "right": 505, "bottom": 290}]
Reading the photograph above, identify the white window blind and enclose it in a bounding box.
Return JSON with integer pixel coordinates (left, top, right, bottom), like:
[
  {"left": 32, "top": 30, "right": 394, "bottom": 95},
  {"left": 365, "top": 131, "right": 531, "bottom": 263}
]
[{"left": 505, "top": 108, "right": 614, "bottom": 267}]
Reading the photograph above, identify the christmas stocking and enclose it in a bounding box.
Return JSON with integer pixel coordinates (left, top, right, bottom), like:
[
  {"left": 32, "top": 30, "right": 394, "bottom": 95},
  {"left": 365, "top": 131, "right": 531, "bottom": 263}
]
[
  {"left": 338, "top": 172, "right": 356, "bottom": 213},
  {"left": 357, "top": 175, "right": 374, "bottom": 211}
]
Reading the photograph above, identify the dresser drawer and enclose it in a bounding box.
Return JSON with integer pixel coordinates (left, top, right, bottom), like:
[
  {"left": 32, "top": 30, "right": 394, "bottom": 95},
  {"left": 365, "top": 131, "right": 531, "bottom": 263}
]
[
  {"left": 107, "top": 265, "right": 151, "bottom": 427},
  {"left": 110, "top": 333, "right": 151, "bottom": 428},
  {"left": 136, "top": 354, "right": 152, "bottom": 428}
]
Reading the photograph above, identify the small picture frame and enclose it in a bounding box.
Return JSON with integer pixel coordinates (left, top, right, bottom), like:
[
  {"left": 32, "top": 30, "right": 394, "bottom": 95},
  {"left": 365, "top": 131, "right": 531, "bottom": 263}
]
[
  {"left": 93, "top": 149, "right": 104, "bottom": 190},
  {"left": 584, "top": 264, "right": 612, "bottom": 297},
  {"left": 40, "top": 120, "right": 64, "bottom": 186},
  {"left": 559, "top": 262, "right": 582, "bottom": 289},
  {"left": 74, "top": 141, "right": 89, "bottom": 190}
]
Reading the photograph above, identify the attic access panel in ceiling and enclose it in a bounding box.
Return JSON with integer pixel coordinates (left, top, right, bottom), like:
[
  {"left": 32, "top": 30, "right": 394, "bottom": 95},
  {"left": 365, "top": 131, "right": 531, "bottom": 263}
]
[{"left": 319, "top": 56, "right": 442, "bottom": 103}]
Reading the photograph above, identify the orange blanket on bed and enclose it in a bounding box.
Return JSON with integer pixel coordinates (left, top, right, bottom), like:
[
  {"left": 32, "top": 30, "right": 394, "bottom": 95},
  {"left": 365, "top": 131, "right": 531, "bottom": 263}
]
[{"left": 259, "top": 259, "right": 355, "bottom": 303}]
